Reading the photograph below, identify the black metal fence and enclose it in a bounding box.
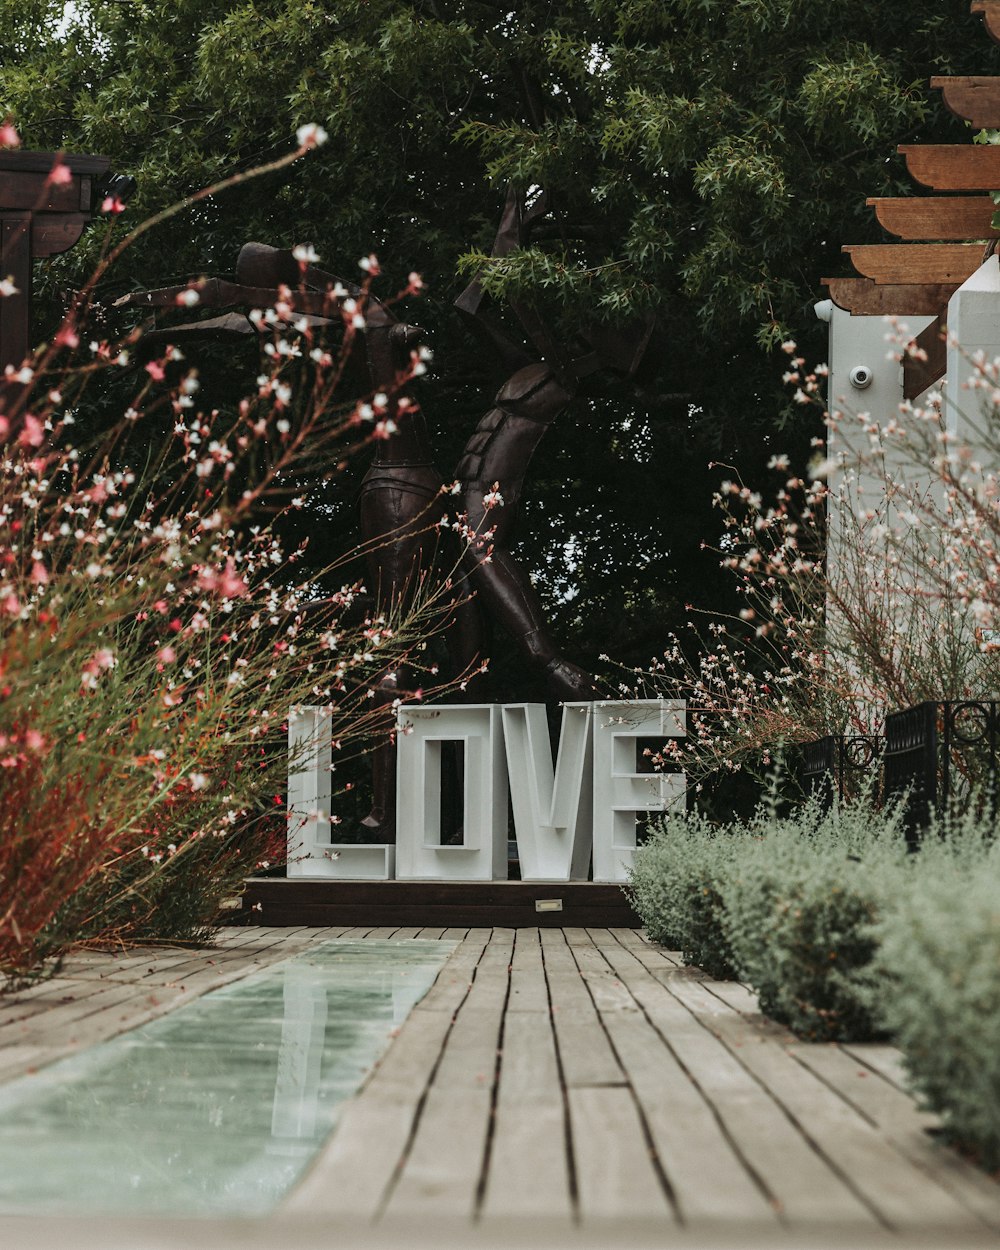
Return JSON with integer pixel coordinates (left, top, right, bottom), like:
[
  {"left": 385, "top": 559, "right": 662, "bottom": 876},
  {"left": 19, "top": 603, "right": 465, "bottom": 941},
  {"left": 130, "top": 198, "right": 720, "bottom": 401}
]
[
  {"left": 800, "top": 700, "right": 1000, "bottom": 840},
  {"left": 800, "top": 734, "right": 883, "bottom": 806},
  {"left": 883, "top": 700, "right": 1000, "bottom": 839}
]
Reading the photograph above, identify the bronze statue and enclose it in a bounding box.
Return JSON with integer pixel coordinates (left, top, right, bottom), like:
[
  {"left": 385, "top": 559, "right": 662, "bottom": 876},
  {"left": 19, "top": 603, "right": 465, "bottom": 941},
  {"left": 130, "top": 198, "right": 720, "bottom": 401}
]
[
  {"left": 451, "top": 187, "right": 655, "bottom": 701},
  {"left": 111, "top": 191, "right": 655, "bottom": 841}
]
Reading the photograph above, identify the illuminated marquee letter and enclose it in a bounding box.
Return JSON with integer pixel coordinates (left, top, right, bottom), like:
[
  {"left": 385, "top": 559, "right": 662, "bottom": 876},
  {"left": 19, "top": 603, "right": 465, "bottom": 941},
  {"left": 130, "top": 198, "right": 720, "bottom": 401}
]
[
  {"left": 395, "top": 704, "right": 508, "bottom": 880},
  {"left": 591, "top": 700, "right": 686, "bottom": 883},
  {"left": 501, "top": 702, "right": 593, "bottom": 880},
  {"left": 286, "top": 706, "right": 395, "bottom": 879}
]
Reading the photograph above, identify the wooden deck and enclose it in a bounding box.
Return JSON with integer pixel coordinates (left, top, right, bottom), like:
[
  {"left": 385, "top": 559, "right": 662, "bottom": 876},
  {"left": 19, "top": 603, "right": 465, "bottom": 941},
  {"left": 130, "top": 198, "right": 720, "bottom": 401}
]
[{"left": 2, "top": 926, "right": 1000, "bottom": 1249}]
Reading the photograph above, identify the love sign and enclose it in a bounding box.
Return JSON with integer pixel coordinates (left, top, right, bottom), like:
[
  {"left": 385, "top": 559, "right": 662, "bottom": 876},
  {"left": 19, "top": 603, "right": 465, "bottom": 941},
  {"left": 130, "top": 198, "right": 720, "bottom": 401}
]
[{"left": 287, "top": 700, "right": 685, "bottom": 884}]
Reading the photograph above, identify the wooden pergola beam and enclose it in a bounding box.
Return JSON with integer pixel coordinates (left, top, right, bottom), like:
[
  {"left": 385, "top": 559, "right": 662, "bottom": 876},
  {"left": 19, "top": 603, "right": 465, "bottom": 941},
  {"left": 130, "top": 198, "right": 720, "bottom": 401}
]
[
  {"left": 972, "top": 1, "right": 1000, "bottom": 46},
  {"left": 0, "top": 150, "right": 112, "bottom": 372},
  {"left": 899, "top": 144, "right": 1000, "bottom": 190},
  {"left": 903, "top": 317, "right": 947, "bottom": 399},
  {"left": 823, "top": 278, "right": 958, "bottom": 316},
  {"left": 842, "top": 243, "right": 985, "bottom": 285},
  {"left": 866, "top": 196, "right": 997, "bottom": 239},
  {"left": 930, "top": 76, "right": 1000, "bottom": 127}
]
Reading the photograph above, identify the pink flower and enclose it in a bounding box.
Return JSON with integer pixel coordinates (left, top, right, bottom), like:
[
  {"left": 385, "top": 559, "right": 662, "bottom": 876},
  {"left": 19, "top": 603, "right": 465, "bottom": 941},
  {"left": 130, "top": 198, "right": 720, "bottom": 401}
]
[
  {"left": 197, "top": 558, "right": 248, "bottom": 599},
  {"left": 47, "top": 161, "right": 72, "bottom": 186},
  {"left": 0, "top": 117, "right": 19, "bottom": 149},
  {"left": 18, "top": 415, "right": 44, "bottom": 448},
  {"left": 145, "top": 360, "right": 166, "bottom": 381},
  {"left": 101, "top": 195, "right": 126, "bottom": 215},
  {"left": 30, "top": 561, "right": 48, "bottom": 586},
  {"left": 156, "top": 645, "right": 176, "bottom": 664}
]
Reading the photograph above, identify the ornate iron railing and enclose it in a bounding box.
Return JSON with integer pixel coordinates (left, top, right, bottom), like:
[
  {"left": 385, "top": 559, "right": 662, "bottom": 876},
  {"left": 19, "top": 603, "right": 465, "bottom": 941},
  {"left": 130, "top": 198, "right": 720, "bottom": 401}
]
[
  {"left": 800, "top": 734, "right": 883, "bottom": 806},
  {"left": 883, "top": 700, "right": 1000, "bottom": 841}
]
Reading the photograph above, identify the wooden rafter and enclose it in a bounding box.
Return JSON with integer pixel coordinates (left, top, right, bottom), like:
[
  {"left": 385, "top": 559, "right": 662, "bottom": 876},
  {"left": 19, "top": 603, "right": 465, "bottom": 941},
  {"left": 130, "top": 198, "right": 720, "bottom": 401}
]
[
  {"left": 900, "top": 144, "right": 1000, "bottom": 190},
  {"left": 866, "top": 196, "right": 997, "bottom": 239},
  {"left": 822, "top": 278, "right": 960, "bottom": 316},
  {"left": 842, "top": 243, "right": 985, "bottom": 285},
  {"left": 931, "top": 76, "right": 1000, "bottom": 127},
  {"left": 903, "top": 317, "right": 947, "bottom": 400},
  {"left": 972, "top": 0, "right": 1000, "bottom": 45}
]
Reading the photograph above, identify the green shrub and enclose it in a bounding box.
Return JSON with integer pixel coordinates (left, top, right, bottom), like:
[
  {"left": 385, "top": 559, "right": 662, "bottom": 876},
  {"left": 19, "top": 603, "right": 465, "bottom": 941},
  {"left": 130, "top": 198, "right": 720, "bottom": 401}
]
[
  {"left": 720, "top": 800, "right": 909, "bottom": 1041},
  {"left": 628, "top": 810, "right": 753, "bottom": 979},
  {"left": 873, "top": 820, "right": 1000, "bottom": 1166}
]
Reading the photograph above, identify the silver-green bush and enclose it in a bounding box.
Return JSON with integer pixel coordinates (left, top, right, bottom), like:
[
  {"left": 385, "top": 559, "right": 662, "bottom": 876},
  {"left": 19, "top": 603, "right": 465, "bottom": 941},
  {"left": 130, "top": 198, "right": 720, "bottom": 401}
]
[
  {"left": 874, "top": 822, "right": 1000, "bottom": 1166},
  {"left": 627, "top": 810, "right": 752, "bottom": 979},
  {"left": 720, "top": 802, "right": 909, "bottom": 1041}
]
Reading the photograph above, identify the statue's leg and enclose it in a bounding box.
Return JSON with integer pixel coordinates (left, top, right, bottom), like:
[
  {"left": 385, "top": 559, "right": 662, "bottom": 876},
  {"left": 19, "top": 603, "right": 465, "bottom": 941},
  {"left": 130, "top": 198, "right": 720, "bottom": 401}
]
[
  {"left": 461, "top": 518, "right": 596, "bottom": 700},
  {"left": 358, "top": 478, "right": 439, "bottom": 841}
]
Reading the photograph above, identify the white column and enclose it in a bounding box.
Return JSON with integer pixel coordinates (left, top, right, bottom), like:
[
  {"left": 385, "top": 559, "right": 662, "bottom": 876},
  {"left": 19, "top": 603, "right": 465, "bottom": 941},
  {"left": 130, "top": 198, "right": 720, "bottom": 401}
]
[
  {"left": 591, "top": 700, "right": 686, "bottom": 883},
  {"left": 501, "top": 702, "right": 593, "bottom": 881},
  {"left": 946, "top": 254, "right": 1000, "bottom": 449},
  {"left": 286, "top": 705, "right": 395, "bottom": 879},
  {"left": 395, "top": 704, "right": 508, "bottom": 880}
]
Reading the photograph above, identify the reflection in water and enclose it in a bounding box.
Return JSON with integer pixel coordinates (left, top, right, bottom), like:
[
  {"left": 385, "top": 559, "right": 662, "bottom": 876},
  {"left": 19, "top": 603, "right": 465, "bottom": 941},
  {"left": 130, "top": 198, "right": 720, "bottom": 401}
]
[{"left": 0, "top": 940, "right": 453, "bottom": 1215}]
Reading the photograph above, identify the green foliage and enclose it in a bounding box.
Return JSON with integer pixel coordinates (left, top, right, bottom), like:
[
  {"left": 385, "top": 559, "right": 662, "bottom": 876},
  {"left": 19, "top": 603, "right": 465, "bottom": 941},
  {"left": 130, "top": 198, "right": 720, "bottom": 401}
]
[
  {"left": 873, "top": 819, "right": 1000, "bottom": 1167},
  {"left": 0, "top": 0, "right": 987, "bottom": 684},
  {"left": 720, "top": 799, "right": 909, "bottom": 1041},
  {"left": 628, "top": 809, "right": 750, "bottom": 978}
]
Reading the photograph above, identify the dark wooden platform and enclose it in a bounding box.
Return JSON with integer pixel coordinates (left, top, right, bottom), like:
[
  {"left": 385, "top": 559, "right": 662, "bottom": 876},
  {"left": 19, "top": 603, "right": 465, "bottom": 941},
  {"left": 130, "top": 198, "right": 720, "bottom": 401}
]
[{"left": 239, "top": 878, "right": 640, "bottom": 928}]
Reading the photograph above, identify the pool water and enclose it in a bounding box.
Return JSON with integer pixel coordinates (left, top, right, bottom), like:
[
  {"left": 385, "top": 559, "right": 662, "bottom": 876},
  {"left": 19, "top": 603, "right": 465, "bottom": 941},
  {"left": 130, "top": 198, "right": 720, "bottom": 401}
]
[{"left": 0, "top": 938, "right": 455, "bottom": 1215}]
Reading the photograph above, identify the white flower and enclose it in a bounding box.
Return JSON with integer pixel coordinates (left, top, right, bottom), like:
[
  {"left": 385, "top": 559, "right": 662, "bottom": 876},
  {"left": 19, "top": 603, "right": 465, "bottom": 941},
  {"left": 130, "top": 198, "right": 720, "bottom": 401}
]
[
  {"left": 292, "top": 243, "right": 320, "bottom": 264},
  {"left": 0, "top": 277, "right": 18, "bottom": 298},
  {"left": 296, "top": 123, "right": 328, "bottom": 150}
]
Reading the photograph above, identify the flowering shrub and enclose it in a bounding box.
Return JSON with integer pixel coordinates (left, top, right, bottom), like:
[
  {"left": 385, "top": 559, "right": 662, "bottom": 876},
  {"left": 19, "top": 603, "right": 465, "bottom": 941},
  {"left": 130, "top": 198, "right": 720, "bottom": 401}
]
[
  {"left": 0, "top": 125, "right": 470, "bottom": 982},
  {"left": 617, "top": 332, "right": 1000, "bottom": 800}
]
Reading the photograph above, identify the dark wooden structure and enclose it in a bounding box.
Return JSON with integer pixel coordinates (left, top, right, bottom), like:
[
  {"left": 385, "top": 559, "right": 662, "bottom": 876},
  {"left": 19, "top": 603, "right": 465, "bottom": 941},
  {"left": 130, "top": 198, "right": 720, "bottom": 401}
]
[
  {"left": 825, "top": 2, "right": 1000, "bottom": 398},
  {"left": 239, "top": 878, "right": 641, "bottom": 928},
  {"left": 0, "top": 149, "right": 113, "bottom": 371}
]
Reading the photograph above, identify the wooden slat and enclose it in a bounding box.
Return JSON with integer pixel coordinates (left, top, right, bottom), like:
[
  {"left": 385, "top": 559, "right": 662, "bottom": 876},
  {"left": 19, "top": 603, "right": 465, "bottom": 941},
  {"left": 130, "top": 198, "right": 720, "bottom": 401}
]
[
  {"left": 600, "top": 996, "right": 779, "bottom": 1226},
  {"left": 824, "top": 277, "right": 958, "bottom": 316},
  {"left": 973, "top": 1, "right": 1000, "bottom": 46},
  {"left": 480, "top": 930, "right": 572, "bottom": 1219},
  {"left": 659, "top": 973, "right": 986, "bottom": 1234},
  {"left": 539, "top": 929, "right": 624, "bottom": 1087},
  {"left": 241, "top": 877, "right": 641, "bottom": 929},
  {"left": 0, "top": 212, "right": 31, "bottom": 370},
  {"left": 900, "top": 143, "right": 1000, "bottom": 191},
  {"left": 568, "top": 1085, "right": 673, "bottom": 1220},
  {"left": 0, "top": 172, "right": 83, "bottom": 213},
  {"left": 382, "top": 930, "right": 514, "bottom": 1217},
  {"left": 843, "top": 243, "right": 984, "bottom": 285},
  {"left": 903, "top": 316, "right": 947, "bottom": 399},
  {"left": 792, "top": 1044, "right": 1000, "bottom": 1232},
  {"left": 598, "top": 947, "right": 879, "bottom": 1226},
  {"left": 931, "top": 76, "right": 1000, "bottom": 127},
  {"left": 867, "top": 196, "right": 997, "bottom": 240}
]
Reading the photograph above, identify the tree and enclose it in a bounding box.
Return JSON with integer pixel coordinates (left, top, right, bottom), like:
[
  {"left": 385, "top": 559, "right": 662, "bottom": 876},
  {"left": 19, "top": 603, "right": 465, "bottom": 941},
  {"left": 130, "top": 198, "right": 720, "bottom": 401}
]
[{"left": 0, "top": 0, "right": 987, "bottom": 693}]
